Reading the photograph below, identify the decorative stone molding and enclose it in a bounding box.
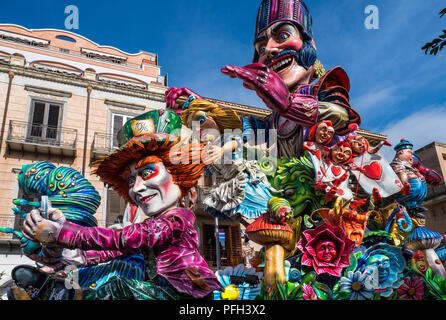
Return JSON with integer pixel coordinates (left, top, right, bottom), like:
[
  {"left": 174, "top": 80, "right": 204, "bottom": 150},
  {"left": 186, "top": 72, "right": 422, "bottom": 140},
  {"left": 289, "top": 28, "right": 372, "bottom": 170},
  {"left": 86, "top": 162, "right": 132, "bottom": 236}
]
[
  {"left": 10, "top": 55, "right": 25, "bottom": 67},
  {"left": 104, "top": 99, "right": 146, "bottom": 111},
  {"left": 24, "top": 85, "right": 72, "bottom": 98}
]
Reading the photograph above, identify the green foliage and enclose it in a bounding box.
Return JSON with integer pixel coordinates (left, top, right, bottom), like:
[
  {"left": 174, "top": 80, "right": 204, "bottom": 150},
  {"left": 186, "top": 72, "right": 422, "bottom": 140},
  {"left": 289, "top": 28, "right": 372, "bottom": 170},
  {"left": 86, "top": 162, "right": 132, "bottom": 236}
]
[
  {"left": 345, "top": 252, "right": 358, "bottom": 273},
  {"left": 423, "top": 267, "right": 446, "bottom": 300},
  {"left": 372, "top": 292, "right": 381, "bottom": 300},
  {"left": 257, "top": 272, "right": 332, "bottom": 300},
  {"left": 422, "top": 8, "right": 446, "bottom": 55}
]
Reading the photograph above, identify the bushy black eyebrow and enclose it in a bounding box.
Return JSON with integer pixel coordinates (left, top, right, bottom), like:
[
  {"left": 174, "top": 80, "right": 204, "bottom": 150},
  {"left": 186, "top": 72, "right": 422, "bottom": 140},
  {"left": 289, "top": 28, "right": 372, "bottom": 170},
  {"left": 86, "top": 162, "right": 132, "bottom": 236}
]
[
  {"left": 254, "top": 21, "right": 296, "bottom": 45},
  {"left": 254, "top": 35, "right": 267, "bottom": 45},
  {"left": 271, "top": 21, "right": 296, "bottom": 34}
]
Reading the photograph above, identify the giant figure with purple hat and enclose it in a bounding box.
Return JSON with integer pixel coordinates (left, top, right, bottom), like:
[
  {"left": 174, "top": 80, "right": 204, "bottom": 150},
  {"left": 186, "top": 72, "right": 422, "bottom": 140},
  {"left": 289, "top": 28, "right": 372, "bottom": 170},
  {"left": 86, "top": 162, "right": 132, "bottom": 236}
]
[{"left": 167, "top": 0, "right": 361, "bottom": 158}]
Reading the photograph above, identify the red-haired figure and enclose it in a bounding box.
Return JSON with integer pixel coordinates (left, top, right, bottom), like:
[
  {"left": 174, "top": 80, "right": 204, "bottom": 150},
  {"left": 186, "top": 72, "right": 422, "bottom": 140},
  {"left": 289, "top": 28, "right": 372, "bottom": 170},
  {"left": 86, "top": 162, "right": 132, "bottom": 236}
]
[
  {"left": 21, "top": 110, "right": 223, "bottom": 300},
  {"left": 303, "top": 120, "right": 335, "bottom": 160}
]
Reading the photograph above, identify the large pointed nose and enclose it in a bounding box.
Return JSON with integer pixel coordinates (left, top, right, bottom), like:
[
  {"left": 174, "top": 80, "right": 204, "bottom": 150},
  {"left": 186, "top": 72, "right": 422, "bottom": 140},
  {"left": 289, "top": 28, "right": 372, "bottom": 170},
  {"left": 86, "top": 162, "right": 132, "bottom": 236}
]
[{"left": 131, "top": 176, "right": 146, "bottom": 194}]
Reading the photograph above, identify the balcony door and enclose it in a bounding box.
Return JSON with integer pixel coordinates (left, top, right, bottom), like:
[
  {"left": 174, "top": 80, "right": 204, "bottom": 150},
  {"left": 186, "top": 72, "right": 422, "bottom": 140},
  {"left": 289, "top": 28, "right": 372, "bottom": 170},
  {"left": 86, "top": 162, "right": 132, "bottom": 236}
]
[
  {"left": 202, "top": 224, "right": 243, "bottom": 267},
  {"left": 111, "top": 113, "right": 133, "bottom": 149},
  {"left": 28, "top": 100, "right": 63, "bottom": 144}
]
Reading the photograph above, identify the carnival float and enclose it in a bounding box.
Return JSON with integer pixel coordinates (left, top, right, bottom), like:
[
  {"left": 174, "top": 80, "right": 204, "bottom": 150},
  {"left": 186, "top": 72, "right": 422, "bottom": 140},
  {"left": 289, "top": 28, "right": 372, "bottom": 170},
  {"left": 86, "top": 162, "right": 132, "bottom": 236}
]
[{"left": 1, "top": 0, "right": 445, "bottom": 301}]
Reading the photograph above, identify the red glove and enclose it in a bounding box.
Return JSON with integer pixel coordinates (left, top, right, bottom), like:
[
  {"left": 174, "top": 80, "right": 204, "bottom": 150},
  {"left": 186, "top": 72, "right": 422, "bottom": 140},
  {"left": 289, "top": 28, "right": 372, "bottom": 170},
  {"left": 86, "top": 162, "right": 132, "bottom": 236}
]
[
  {"left": 372, "top": 187, "right": 382, "bottom": 202},
  {"left": 401, "top": 182, "right": 411, "bottom": 196}
]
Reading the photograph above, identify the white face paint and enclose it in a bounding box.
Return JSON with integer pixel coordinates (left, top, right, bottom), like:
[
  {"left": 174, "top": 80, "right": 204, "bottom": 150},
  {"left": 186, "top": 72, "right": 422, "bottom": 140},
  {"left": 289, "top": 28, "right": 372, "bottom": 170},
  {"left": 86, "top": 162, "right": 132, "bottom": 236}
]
[{"left": 126, "top": 161, "right": 181, "bottom": 217}]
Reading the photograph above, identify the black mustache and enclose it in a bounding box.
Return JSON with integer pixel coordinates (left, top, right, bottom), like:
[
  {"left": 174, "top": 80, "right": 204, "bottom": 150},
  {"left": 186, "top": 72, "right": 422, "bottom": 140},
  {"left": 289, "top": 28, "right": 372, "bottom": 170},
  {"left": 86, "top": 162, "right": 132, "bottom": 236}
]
[{"left": 264, "top": 49, "right": 299, "bottom": 67}]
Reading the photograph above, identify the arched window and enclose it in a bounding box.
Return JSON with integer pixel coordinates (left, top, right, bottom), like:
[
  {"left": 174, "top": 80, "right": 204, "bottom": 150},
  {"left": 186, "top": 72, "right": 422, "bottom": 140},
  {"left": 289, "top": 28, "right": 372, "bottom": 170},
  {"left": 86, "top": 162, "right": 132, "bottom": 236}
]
[{"left": 55, "top": 35, "right": 76, "bottom": 43}]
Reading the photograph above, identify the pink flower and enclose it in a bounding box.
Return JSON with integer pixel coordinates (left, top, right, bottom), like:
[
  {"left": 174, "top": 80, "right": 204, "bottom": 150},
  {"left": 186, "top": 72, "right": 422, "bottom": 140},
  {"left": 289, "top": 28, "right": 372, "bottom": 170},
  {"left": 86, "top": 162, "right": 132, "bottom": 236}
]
[
  {"left": 297, "top": 223, "right": 355, "bottom": 276},
  {"left": 397, "top": 276, "right": 424, "bottom": 300},
  {"left": 302, "top": 284, "right": 318, "bottom": 300}
]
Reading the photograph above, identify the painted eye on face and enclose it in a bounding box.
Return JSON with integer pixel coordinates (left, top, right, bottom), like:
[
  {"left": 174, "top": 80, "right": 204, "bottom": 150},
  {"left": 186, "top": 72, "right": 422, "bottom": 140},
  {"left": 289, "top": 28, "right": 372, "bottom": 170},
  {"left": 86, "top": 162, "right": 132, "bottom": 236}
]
[
  {"left": 279, "top": 32, "right": 289, "bottom": 41},
  {"left": 141, "top": 167, "right": 156, "bottom": 180},
  {"left": 284, "top": 188, "right": 295, "bottom": 198},
  {"left": 199, "top": 114, "right": 207, "bottom": 125}
]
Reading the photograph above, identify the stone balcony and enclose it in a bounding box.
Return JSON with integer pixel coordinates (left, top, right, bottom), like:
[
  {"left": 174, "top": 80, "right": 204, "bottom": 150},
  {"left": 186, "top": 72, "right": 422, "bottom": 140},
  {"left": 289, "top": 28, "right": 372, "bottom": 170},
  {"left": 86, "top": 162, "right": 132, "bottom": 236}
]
[{"left": 6, "top": 120, "right": 77, "bottom": 157}]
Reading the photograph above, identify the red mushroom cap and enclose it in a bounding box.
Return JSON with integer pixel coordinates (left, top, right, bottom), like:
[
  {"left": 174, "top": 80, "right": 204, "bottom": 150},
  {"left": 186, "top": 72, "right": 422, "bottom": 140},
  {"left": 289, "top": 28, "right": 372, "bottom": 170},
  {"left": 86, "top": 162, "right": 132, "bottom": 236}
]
[{"left": 246, "top": 213, "right": 293, "bottom": 245}]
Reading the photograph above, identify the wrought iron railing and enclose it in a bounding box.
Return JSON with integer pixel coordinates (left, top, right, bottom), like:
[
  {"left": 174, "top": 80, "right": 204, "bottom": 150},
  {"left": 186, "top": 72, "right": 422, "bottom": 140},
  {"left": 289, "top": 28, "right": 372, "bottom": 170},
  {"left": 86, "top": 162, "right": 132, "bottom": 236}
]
[
  {"left": 6, "top": 120, "right": 77, "bottom": 149},
  {"left": 92, "top": 132, "right": 117, "bottom": 155}
]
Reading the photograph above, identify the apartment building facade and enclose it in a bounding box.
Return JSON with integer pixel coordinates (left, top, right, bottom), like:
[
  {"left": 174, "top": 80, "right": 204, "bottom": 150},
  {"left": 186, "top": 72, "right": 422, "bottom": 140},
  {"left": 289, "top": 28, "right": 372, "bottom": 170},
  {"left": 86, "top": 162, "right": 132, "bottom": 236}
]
[{"left": 0, "top": 24, "right": 167, "bottom": 274}]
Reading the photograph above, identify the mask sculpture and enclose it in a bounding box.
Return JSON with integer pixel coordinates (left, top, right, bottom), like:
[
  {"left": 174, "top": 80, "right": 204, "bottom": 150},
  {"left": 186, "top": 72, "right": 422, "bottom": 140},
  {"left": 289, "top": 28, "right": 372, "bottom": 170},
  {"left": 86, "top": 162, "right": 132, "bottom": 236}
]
[{"left": 312, "top": 198, "right": 374, "bottom": 248}]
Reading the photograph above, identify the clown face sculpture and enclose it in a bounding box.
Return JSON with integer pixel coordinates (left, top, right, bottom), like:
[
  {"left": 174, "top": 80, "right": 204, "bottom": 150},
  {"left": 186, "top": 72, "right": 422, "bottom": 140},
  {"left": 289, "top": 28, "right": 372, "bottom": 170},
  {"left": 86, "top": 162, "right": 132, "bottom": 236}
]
[
  {"left": 330, "top": 143, "right": 353, "bottom": 165},
  {"left": 126, "top": 161, "right": 182, "bottom": 217},
  {"left": 348, "top": 135, "right": 369, "bottom": 156}
]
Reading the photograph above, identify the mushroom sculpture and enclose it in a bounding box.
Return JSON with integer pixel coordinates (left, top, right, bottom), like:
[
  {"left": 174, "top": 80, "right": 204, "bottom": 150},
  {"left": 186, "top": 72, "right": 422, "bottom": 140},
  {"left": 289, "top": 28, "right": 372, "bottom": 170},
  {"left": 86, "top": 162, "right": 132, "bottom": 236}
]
[
  {"left": 405, "top": 227, "right": 446, "bottom": 280},
  {"left": 246, "top": 211, "right": 293, "bottom": 297}
]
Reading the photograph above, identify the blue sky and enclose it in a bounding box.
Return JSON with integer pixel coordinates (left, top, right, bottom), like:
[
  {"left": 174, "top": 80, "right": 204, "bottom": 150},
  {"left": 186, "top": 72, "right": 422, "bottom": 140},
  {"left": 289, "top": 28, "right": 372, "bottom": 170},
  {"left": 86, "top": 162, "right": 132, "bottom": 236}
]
[{"left": 1, "top": 0, "right": 445, "bottom": 160}]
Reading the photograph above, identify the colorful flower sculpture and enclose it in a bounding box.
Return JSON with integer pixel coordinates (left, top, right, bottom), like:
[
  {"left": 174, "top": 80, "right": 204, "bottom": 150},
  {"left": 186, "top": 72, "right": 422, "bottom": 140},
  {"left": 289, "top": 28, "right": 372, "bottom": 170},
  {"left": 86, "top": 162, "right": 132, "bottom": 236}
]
[
  {"left": 397, "top": 276, "right": 424, "bottom": 300},
  {"left": 357, "top": 244, "right": 405, "bottom": 297},
  {"left": 297, "top": 223, "right": 355, "bottom": 276},
  {"left": 214, "top": 264, "right": 263, "bottom": 300},
  {"left": 338, "top": 270, "right": 375, "bottom": 300},
  {"left": 302, "top": 284, "right": 318, "bottom": 300}
]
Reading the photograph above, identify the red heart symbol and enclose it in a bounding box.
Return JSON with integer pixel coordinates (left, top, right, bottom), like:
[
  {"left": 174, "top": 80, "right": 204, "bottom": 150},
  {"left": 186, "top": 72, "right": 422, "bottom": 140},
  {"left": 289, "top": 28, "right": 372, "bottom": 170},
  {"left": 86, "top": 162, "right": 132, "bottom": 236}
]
[
  {"left": 363, "top": 162, "right": 382, "bottom": 180},
  {"left": 331, "top": 166, "right": 342, "bottom": 176}
]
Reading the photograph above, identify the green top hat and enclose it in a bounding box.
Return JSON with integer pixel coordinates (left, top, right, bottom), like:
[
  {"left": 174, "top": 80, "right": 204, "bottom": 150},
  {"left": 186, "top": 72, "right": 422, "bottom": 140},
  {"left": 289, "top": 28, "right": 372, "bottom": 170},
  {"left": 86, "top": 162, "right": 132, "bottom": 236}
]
[{"left": 116, "top": 109, "right": 182, "bottom": 147}]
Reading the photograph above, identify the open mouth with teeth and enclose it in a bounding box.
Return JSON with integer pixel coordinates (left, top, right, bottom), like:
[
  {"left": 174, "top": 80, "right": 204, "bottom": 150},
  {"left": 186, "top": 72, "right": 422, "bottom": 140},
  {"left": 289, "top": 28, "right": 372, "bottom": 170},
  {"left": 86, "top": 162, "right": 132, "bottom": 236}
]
[
  {"left": 139, "top": 193, "right": 157, "bottom": 204},
  {"left": 268, "top": 55, "right": 294, "bottom": 74}
]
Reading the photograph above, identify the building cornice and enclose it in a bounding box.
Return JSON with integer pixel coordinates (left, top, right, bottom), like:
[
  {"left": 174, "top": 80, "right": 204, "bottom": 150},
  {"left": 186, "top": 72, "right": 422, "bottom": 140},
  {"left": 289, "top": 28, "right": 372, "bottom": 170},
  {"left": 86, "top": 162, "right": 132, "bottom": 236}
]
[
  {"left": 0, "top": 62, "right": 166, "bottom": 102},
  {"left": 104, "top": 99, "right": 146, "bottom": 111},
  {"left": 24, "top": 84, "right": 72, "bottom": 98}
]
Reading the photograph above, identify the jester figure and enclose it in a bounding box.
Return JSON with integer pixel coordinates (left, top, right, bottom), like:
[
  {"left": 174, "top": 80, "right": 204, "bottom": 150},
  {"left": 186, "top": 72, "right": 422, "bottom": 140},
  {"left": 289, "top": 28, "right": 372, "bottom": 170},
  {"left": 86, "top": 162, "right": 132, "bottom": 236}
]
[
  {"left": 166, "top": 0, "right": 361, "bottom": 159},
  {"left": 390, "top": 139, "right": 443, "bottom": 219},
  {"left": 21, "top": 109, "right": 223, "bottom": 300}
]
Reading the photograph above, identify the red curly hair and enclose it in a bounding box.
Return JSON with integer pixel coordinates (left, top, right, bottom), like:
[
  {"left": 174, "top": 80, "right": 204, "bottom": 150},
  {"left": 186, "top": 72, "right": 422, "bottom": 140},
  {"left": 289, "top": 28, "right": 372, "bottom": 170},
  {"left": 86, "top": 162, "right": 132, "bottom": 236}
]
[{"left": 93, "top": 134, "right": 206, "bottom": 204}]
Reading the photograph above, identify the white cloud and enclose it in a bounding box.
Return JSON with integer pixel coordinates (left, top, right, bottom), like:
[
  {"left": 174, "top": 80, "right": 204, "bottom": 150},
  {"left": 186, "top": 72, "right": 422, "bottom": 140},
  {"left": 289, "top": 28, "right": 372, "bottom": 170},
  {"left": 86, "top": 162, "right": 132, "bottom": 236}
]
[
  {"left": 376, "top": 105, "right": 446, "bottom": 161},
  {"left": 352, "top": 85, "right": 399, "bottom": 112}
]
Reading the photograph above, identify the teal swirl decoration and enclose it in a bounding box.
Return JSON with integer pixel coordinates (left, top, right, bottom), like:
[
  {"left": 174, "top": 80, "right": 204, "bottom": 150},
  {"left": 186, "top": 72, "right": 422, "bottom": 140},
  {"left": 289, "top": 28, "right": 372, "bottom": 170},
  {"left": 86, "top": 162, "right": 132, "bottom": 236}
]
[
  {"left": 396, "top": 207, "right": 412, "bottom": 233},
  {"left": 17, "top": 161, "right": 99, "bottom": 227},
  {"left": 384, "top": 205, "right": 412, "bottom": 234}
]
